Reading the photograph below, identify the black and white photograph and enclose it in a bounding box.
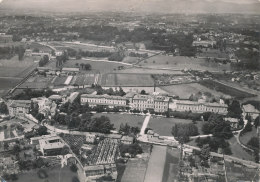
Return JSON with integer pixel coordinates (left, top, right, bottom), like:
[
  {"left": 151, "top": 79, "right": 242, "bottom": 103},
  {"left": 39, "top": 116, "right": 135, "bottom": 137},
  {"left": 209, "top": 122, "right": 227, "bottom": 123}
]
[{"left": 0, "top": 0, "right": 259, "bottom": 182}]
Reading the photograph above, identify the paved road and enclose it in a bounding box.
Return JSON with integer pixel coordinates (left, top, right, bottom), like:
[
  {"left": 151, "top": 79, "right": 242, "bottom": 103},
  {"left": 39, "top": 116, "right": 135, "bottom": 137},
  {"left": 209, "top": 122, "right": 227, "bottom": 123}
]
[{"left": 140, "top": 114, "right": 151, "bottom": 135}]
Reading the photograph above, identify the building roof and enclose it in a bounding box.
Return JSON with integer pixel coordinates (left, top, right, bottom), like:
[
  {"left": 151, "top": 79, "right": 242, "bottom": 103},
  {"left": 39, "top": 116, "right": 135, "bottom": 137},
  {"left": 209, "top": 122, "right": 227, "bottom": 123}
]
[
  {"left": 121, "top": 136, "right": 134, "bottom": 142},
  {"left": 48, "top": 95, "right": 63, "bottom": 100},
  {"left": 81, "top": 94, "right": 127, "bottom": 101},
  {"left": 9, "top": 100, "right": 31, "bottom": 108},
  {"left": 133, "top": 94, "right": 170, "bottom": 102},
  {"left": 224, "top": 117, "right": 239, "bottom": 123},
  {"left": 243, "top": 104, "right": 260, "bottom": 114},
  {"left": 84, "top": 165, "right": 104, "bottom": 171},
  {"left": 39, "top": 135, "right": 64, "bottom": 150},
  {"left": 174, "top": 100, "right": 228, "bottom": 108},
  {"left": 62, "top": 67, "right": 80, "bottom": 72}
]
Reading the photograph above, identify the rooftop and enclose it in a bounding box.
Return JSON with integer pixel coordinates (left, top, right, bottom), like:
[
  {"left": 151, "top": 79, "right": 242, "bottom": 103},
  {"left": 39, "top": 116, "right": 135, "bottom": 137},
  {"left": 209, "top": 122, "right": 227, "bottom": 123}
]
[
  {"left": 243, "top": 104, "right": 260, "bottom": 114},
  {"left": 9, "top": 100, "right": 31, "bottom": 108}
]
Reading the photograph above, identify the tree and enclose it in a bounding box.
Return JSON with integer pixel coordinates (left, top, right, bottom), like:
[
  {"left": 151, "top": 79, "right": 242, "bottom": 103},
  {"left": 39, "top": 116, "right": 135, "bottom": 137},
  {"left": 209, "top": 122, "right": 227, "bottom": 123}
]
[
  {"left": 0, "top": 102, "right": 9, "bottom": 114},
  {"left": 202, "top": 114, "right": 233, "bottom": 139},
  {"left": 227, "top": 100, "right": 242, "bottom": 118},
  {"left": 37, "top": 126, "right": 48, "bottom": 136},
  {"left": 254, "top": 116, "right": 259, "bottom": 128},
  {"left": 84, "top": 63, "right": 92, "bottom": 70},
  {"left": 13, "top": 144, "right": 21, "bottom": 155},
  {"left": 140, "top": 90, "right": 147, "bottom": 95},
  {"left": 119, "top": 143, "right": 143, "bottom": 157},
  {"left": 61, "top": 146, "right": 70, "bottom": 156},
  {"left": 172, "top": 123, "right": 199, "bottom": 143},
  {"left": 18, "top": 46, "right": 25, "bottom": 60},
  {"left": 36, "top": 113, "right": 45, "bottom": 123},
  {"left": 200, "top": 144, "right": 210, "bottom": 161},
  {"left": 247, "top": 137, "right": 259, "bottom": 150},
  {"left": 70, "top": 164, "right": 78, "bottom": 172}
]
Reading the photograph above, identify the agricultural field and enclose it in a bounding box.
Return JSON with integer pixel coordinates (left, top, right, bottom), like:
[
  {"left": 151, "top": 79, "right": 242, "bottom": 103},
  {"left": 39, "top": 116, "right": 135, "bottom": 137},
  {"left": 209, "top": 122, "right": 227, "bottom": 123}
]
[
  {"left": 115, "top": 67, "right": 185, "bottom": 74},
  {"left": 49, "top": 41, "right": 115, "bottom": 52},
  {"left": 17, "top": 166, "right": 79, "bottom": 182},
  {"left": 160, "top": 83, "right": 229, "bottom": 99},
  {"left": 162, "top": 148, "right": 180, "bottom": 182},
  {"left": 102, "top": 86, "right": 168, "bottom": 95},
  {"left": 93, "top": 113, "right": 145, "bottom": 131},
  {"left": 0, "top": 123, "right": 24, "bottom": 141},
  {"left": 200, "top": 80, "right": 256, "bottom": 99},
  {"left": 86, "top": 138, "right": 119, "bottom": 165},
  {"left": 138, "top": 55, "right": 232, "bottom": 72},
  {"left": 225, "top": 161, "right": 259, "bottom": 182},
  {"left": 101, "top": 73, "right": 154, "bottom": 87},
  {"left": 148, "top": 117, "right": 203, "bottom": 136},
  {"left": 20, "top": 75, "right": 54, "bottom": 89},
  {"left": 72, "top": 73, "right": 98, "bottom": 86},
  {"left": 53, "top": 76, "right": 70, "bottom": 86},
  {"left": 61, "top": 134, "right": 86, "bottom": 151},
  {"left": 63, "top": 59, "right": 130, "bottom": 74}
]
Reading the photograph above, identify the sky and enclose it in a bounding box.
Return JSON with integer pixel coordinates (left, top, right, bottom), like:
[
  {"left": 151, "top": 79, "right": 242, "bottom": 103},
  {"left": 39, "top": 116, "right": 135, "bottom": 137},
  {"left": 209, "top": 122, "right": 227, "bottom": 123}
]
[{"left": 0, "top": 0, "right": 260, "bottom": 14}]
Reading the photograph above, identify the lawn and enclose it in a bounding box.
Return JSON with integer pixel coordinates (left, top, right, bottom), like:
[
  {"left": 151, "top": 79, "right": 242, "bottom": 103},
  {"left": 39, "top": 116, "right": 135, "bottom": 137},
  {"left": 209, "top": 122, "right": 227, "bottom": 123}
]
[
  {"left": 148, "top": 117, "right": 194, "bottom": 136},
  {"left": 92, "top": 113, "right": 145, "bottom": 131},
  {"left": 239, "top": 127, "right": 258, "bottom": 147},
  {"left": 101, "top": 73, "right": 155, "bottom": 87},
  {"left": 138, "top": 55, "right": 232, "bottom": 72},
  {"left": 227, "top": 136, "right": 254, "bottom": 161},
  {"left": 16, "top": 165, "right": 79, "bottom": 182},
  {"left": 160, "top": 83, "right": 230, "bottom": 99}
]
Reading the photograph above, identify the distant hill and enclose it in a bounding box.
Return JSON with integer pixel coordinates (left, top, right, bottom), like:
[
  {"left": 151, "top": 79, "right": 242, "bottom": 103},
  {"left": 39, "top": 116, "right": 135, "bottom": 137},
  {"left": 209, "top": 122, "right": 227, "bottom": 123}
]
[{"left": 1, "top": 0, "right": 260, "bottom": 14}]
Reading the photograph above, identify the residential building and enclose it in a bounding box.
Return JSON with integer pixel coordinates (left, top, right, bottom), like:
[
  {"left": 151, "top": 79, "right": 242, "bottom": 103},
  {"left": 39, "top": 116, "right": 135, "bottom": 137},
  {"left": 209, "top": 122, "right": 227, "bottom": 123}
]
[
  {"left": 0, "top": 34, "right": 13, "bottom": 43},
  {"left": 31, "top": 97, "right": 57, "bottom": 117},
  {"left": 61, "top": 67, "right": 80, "bottom": 74},
  {"left": 65, "top": 92, "right": 79, "bottom": 103},
  {"left": 242, "top": 104, "right": 260, "bottom": 120},
  {"left": 131, "top": 94, "right": 170, "bottom": 113},
  {"left": 224, "top": 117, "right": 239, "bottom": 129},
  {"left": 84, "top": 164, "right": 117, "bottom": 179},
  {"left": 38, "top": 135, "right": 65, "bottom": 156},
  {"left": 170, "top": 100, "right": 228, "bottom": 114},
  {"left": 81, "top": 94, "right": 128, "bottom": 108},
  {"left": 8, "top": 100, "right": 31, "bottom": 117},
  {"left": 192, "top": 40, "right": 216, "bottom": 48},
  {"left": 120, "top": 136, "right": 134, "bottom": 144}
]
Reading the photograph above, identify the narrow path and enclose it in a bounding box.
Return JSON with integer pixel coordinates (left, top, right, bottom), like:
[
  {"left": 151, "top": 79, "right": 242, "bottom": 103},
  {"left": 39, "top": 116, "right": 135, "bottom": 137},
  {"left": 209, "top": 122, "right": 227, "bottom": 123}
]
[{"left": 140, "top": 114, "right": 151, "bottom": 135}]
